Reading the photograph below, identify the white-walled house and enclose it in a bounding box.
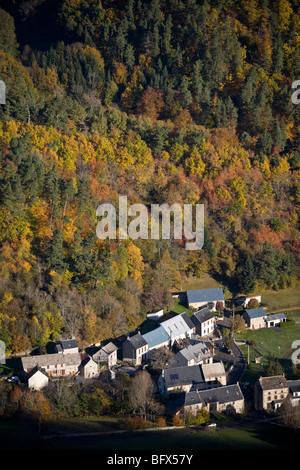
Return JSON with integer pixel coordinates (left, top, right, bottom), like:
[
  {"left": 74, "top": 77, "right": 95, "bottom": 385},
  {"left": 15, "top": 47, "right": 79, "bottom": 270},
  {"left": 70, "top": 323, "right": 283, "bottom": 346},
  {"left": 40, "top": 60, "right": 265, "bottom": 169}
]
[
  {"left": 27, "top": 366, "right": 49, "bottom": 390},
  {"left": 122, "top": 333, "right": 149, "bottom": 365},
  {"left": 142, "top": 326, "right": 170, "bottom": 356},
  {"left": 160, "top": 313, "right": 195, "bottom": 345},
  {"left": 55, "top": 338, "right": 79, "bottom": 354},
  {"left": 158, "top": 364, "right": 205, "bottom": 395},
  {"left": 287, "top": 379, "right": 300, "bottom": 407},
  {"left": 93, "top": 342, "right": 118, "bottom": 368},
  {"left": 187, "top": 288, "right": 224, "bottom": 311},
  {"left": 191, "top": 308, "right": 215, "bottom": 337}
]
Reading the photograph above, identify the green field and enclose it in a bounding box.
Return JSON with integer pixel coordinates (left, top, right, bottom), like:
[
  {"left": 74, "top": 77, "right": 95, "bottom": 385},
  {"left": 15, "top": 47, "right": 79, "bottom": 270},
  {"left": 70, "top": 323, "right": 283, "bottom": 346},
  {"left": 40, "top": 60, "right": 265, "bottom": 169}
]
[
  {"left": 2, "top": 417, "right": 298, "bottom": 451},
  {"left": 38, "top": 422, "right": 300, "bottom": 450},
  {"left": 259, "top": 283, "right": 300, "bottom": 311},
  {"left": 174, "top": 275, "right": 225, "bottom": 293},
  {"left": 236, "top": 313, "right": 300, "bottom": 382},
  {"left": 173, "top": 276, "right": 300, "bottom": 311}
]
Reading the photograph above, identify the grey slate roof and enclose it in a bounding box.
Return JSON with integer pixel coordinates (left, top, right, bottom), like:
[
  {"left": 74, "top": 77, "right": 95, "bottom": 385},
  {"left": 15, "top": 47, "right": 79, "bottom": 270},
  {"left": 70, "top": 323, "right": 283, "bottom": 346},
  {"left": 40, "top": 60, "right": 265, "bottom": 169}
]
[
  {"left": 187, "top": 288, "right": 224, "bottom": 304},
  {"left": 169, "top": 341, "right": 212, "bottom": 367},
  {"left": 61, "top": 339, "right": 78, "bottom": 350},
  {"left": 287, "top": 379, "right": 300, "bottom": 393},
  {"left": 101, "top": 342, "right": 118, "bottom": 355},
  {"left": 127, "top": 333, "right": 148, "bottom": 350},
  {"left": 184, "top": 383, "right": 244, "bottom": 407},
  {"left": 191, "top": 307, "right": 214, "bottom": 324},
  {"left": 160, "top": 313, "right": 194, "bottom": 339},
  {"left": 245, "top": 307, "right": 267, "bottom": 319},
  {"left": 257, "top": 375, "right": 288, "bottom": 390},
  {"left": 163, "top": 364, "right": 205, "bottom": 389},
  {"left": 21, "top": 352, "right": 82, "bottom": 371},
  {"left": 142, "top": 326, "right": 170, "bottom": 349},
  {"left": 27, "top": 365, "right": 49, "bottom": 379},
  {"left": 181, "top": 312, "right": 195, "bottom": 330},
  {"left": 201, "top": 362, "right": 226, "bottom": 381}
]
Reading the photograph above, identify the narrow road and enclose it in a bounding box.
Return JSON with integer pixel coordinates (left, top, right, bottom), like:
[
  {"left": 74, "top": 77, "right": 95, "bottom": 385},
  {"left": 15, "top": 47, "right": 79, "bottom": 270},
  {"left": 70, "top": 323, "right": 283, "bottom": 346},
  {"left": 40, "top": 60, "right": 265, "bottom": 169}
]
[{"left": 227, "top": 341, "right": 246, "bottom": 385}]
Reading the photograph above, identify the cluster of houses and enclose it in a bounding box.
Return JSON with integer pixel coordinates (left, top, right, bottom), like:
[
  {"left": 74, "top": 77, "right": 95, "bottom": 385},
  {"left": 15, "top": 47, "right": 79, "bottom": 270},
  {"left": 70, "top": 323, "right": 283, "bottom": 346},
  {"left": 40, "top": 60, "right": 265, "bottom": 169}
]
[
  {"left": 20, "top": 339, "right": 100, "bottom": 390},
  {"left": 122, "top": 288, "right": 225, "bottom": 366},
  {"left": 16, "top": 287, "right": 299, "bottom": 418}
]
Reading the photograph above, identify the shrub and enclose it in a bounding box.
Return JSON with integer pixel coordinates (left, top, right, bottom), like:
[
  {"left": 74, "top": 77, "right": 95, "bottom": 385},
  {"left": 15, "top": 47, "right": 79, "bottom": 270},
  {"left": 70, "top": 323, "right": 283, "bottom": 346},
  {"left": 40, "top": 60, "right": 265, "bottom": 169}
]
[
  {"left": 280, "top": 319, "right": 295, "bottom": 329},
  {"left": 125, "top": 415, "right": 152, "bottom": 430},
  {"left": 172, "top": 415, "right": 184, "bottom": 426},
  {"left": 157, "top": 417, "right": 166, "bottom": 427},
  {"left": 186, "top": 408, "right": 210, "bottom": 426}
]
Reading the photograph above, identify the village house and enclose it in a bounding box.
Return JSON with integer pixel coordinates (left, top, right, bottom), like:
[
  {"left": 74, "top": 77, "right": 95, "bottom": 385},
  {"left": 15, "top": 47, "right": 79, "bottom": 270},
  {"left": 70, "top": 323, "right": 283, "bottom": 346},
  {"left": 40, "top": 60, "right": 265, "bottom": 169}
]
[
  {"left": 21, "top": 352, "right": 82, "bottom": 378},
  {"left": 159, "top": 312, "right": 195, "bottom": 346},
  {"left": 93, "top": 341, "right": 118, "bottom": 368},
  {"left": 243, "top": 308, "right": 287, "bottom": 330},
  {"left": 168, "top": 341, "right": 214, "bottom": 368},
  {"left": 287, "top": 379, "right": 300, "bottom": 407},
  {"left": 55, "top": 338, "right": 79, "bottom": 354},
  {"left": 190, "top": 307, "right": 216, "bottom": 337},
  {"left": 254, "top": 375, "right": 289, "bottom": 411},
  {"left": 79, "top": 355, "right": 99, "bottom": 378},
  {"left": 235, "top": 295, "right": 262, "bottom": 308},
  {"left": 265, "top": 313, "right": 287, "bottom": 328},
  {"left": 186, "top": 288, "right": 224, "bottom": 311},
  {"left": 158, "top": 360, "right": 226, "bottom": 396},
  {"left": 243, "top": 307, "right": 268, "bottom": 330},
  {"left": 122, "top": 332, "right": 148, "bottom": 365},
  {"left": 146, "top": 309, "right": 164, "bottom": 321},
  {"left": 180, "top": 383, "right": 244, "bottom": 416},
  {"left": 27, "top": 366, "right": 49, "bottom": 390},
  {"left": 142, "top": 326, "right": 170, "bottom": 357},
  {"left": 201, "top": 362, "right": 227, "bottom": 386},
  {"left": 158, "top": 364, "right": 205, "bottom": 395}
]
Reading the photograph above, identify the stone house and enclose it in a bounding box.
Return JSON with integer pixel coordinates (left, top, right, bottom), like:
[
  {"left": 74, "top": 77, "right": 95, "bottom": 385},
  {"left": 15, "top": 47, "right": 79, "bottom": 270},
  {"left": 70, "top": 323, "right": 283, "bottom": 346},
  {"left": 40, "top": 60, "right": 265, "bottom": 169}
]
[
  {"left": 243, "top": 308, "right": 267, "bottom": 330},
  {"left": 244, "top": 308, "right": 287, "bottom": 330},
  {"left": 21, "top": 352, "right": 82, "bottom": 378},
  {"left": 254, "top": 375, "right": 289, "bottom": 411},
  {"left": 168, "top": 341, "right": 213, "bottom": 368},
  {"left": 181, "top": 383, "right": 244, "bottom": 416},
  {"left": 79, "top": 355, "right": 99, "bottom": 378}
]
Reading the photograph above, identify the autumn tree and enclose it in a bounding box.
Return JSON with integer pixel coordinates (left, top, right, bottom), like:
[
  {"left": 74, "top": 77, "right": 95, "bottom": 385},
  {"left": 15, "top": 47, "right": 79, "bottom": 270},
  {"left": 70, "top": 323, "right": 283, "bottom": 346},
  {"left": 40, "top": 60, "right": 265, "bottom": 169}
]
[{"left": 129, "top": 370, "right": 163, "bottom": 420}]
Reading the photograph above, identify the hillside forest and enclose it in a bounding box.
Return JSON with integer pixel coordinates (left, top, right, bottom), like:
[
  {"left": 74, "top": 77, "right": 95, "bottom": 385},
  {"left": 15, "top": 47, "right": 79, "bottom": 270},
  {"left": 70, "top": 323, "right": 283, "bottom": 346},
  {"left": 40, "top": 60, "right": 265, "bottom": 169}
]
[{"left": 0, "top": 0, "right": 299, "bottom": 354}]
